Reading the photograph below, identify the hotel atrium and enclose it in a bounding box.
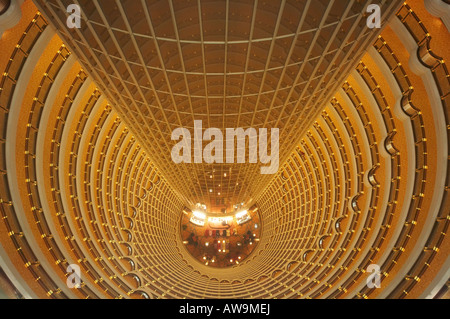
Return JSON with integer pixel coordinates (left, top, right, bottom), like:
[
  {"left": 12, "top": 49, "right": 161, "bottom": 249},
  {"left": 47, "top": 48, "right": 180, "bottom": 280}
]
[{"left": 0, "top": 0, "right": 448, "bottom": 299}]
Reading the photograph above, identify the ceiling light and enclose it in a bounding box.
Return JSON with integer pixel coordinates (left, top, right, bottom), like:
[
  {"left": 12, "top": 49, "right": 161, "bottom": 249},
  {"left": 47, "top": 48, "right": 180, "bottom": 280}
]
[
  {"left": 235, "top": 210, "right": 248, "bottom": 218},
  {"left": 192, "top": 211, "right": 206, "bottom": 220}
]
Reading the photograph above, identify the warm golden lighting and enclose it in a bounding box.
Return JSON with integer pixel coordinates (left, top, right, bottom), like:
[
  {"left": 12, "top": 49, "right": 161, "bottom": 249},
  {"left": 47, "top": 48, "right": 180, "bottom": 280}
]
[{"left": 0, "top": 0, "right": 446, "bottom": 300}]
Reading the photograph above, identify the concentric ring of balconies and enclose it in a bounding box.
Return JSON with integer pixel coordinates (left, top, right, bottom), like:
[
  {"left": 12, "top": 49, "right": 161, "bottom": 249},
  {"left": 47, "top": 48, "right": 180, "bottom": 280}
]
[{"left": 0, "top": 0, "right": 448, "bottom": 299}]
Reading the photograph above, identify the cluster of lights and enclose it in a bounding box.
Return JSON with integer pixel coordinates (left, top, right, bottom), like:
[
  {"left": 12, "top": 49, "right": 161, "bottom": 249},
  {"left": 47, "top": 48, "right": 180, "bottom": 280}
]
[
  {"left": 203, "top": 255, "right": 215, "bottom": 265},
  {"left": 189, "top": 204, "right": 208, "bottom": 226},
  {"left": 190, "top": 210, "right": 206, "bottom": 226},
  {"left": 235, "top": 210, "right": 248, "bottom": 219},
  {"left": 235, "top": 210, "right": 251, "bottom": 225},
  {"left": 195, "top": 203, "right": 207, "bottom": 211},
  {"left": 203, "top": 255, "right": 241, "bottom": 266},
  {"left": 185, "top": 203, "right": 260, "bottom": 267},
  {"left": 190, "top": 206, "right": 252, "bottom": 226},
  {"left": 193, "top": 211, "right": 206, "bottom": 220},
  {"left": 229, "top": 256, "right": 242, "bottom": 265},
  {"left": 218, "top": 240, "right": 226, "bottom": 253},
  {"left": 208, "top": 216, "right": 233, "bottom": 223}
]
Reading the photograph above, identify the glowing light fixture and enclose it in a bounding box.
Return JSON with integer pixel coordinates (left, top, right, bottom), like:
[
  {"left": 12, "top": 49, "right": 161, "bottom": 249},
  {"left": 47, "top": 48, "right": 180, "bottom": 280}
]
[
  {"left": 190, "top": 210, "right": 206, "bottom": 226},
  {"left": 235, "top": 210, "right": 248, "bottom": 219},
  {"left": 192, "top": 211, "right": 206, "bottom": 220},
  {"left": 235, "top": 210, "right": 251, "bottom": 225}
]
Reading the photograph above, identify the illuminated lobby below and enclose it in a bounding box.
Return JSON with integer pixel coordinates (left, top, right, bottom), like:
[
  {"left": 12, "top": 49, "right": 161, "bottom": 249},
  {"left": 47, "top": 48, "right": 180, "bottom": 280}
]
[{"left": 181, "top": 205, "right": 261, "bottom": 268}]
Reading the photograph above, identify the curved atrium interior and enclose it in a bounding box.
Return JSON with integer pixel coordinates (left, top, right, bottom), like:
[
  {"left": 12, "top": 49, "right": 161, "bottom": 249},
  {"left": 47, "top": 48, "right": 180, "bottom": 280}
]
[{"left": 0, "top": 0, "right": 448, "bottom": 299}]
